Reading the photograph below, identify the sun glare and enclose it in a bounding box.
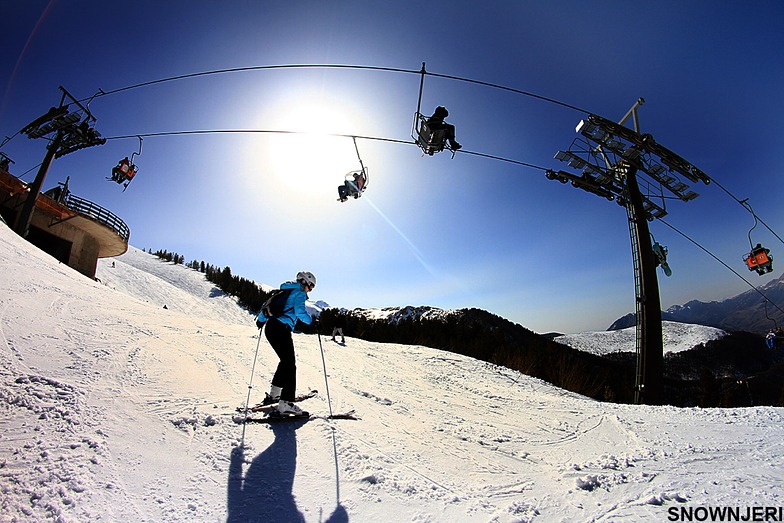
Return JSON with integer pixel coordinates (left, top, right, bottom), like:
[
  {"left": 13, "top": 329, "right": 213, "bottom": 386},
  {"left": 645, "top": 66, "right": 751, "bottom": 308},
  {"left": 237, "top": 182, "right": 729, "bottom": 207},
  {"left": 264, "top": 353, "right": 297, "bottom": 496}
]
[
  {"left": 264, "top": 102, "right": 360, "bottom": 193},
  {"left": 237, "top": 94, "right": 370, "bottom": 218}
]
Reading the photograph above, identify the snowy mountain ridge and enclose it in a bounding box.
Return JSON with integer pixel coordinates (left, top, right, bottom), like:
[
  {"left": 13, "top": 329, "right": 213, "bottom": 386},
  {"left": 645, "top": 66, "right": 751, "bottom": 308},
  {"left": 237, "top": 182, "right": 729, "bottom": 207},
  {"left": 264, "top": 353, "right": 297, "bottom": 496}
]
[
  {"left": 554, "top": 321, "right": 727, "bottom": 356},
  {"left": 611, "top": 271, "right": 784, "bottom": 333},
  {"left": 345, "top": 304, "right": 725, "bottom": 356},
  {"left": 350, "top": 305, "right": 459, "bottom": 324}
]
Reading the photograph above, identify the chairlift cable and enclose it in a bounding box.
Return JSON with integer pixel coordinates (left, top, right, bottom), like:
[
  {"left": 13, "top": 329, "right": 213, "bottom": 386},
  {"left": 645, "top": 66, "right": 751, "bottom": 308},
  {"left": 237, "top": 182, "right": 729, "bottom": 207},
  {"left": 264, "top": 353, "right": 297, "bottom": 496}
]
[
  {"left": 741, "top": 199, "right": 759, "bottom": 251},
  {"left": 77, "top": 63, "right": 590, "bottom": 115},
  {"left": 708, "top": 177, "right": 784, "bottom": 247},
  {"left": 658, "top": 218, "right": 784, "bottom": 317},
  {"left": 80, "top": 64, "right": 421, "bottom": 101},
  {"left": 106, "top": 129, "right": 412, "bottom": 147},
  {"left": 352, "top": 136, "right": 365, "bottom": 173},
  {"left": 11, "top": 162, "right": 42, "bottom": 182},
  {"left": 424, "top": 70, "right": 590, "bottom": 114},
  {"left": 459, "top": 149, "right": 548, "bottom": 171},
  {"left": 415, "top": 63, "right": 426, "bottom": 119},
  {"left": 0, "top": 130, "right": 22, "bottom": 149},
  {"left": 764, "top": 299, "right": 778, "bottom": 330},
  {"left": 104, "top": 129, "right": 551, "bottom": 172}
]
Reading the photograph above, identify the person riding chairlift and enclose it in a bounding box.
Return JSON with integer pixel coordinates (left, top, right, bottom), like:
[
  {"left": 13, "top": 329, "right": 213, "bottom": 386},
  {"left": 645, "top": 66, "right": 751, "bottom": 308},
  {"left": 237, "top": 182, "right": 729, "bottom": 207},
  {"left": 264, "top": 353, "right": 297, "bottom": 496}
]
[
  {"left": 745, "top": 243, "right": 773, "bottom": 275},
  {"left": 111, "top": 157, "right": 136, "bottom": 183},
  {"left": 426, "top": 106, "right": 461, "bottom": 151},
  {"left": 338, "top": 170, "right": 366, "bottom": 202}
]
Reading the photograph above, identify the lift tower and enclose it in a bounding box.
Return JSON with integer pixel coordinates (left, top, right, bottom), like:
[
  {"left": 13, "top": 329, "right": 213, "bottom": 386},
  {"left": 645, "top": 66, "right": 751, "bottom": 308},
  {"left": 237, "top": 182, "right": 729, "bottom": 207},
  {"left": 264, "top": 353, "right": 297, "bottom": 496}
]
[
  {"left": 14, "top": 86, "right": 105, "bottom": 238},
  {"left": 548, "top": 99, "right": 710, "bottom": 404}
]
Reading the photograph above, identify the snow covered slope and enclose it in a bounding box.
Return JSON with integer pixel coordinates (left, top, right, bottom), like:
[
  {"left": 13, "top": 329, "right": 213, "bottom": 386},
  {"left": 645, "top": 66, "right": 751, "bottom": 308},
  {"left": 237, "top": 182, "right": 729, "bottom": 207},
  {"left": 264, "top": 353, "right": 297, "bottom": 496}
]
[
  {"left": 554, "top": 322, "right": 727, "bottom": 356},
  {"left": 97, "top": 245, "right": 255, "bottom": 325},
  {"left": 1, "top": 222, "right": 782, "bottom": 522}
]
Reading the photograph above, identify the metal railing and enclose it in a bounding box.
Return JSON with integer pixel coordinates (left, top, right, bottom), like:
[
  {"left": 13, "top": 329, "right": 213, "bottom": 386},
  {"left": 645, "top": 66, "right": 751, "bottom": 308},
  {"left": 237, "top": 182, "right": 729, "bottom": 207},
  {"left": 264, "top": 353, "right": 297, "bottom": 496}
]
[{"left": 63, "top": 193, "right": 130, "bottom": 242}]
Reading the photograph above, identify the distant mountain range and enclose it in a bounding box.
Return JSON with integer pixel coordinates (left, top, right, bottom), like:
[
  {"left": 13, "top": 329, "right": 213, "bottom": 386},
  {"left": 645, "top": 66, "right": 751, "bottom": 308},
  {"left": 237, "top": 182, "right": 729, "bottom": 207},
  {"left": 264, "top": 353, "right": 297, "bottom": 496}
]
[
  {"left": 320, "top": 304, "right": 640, "bottom": 402},
  {"left": 319, "top": 304, "right": 784, "bottom": 406},
  {"left": 609, "top": 272, "right": 784, "bottom": 333}
]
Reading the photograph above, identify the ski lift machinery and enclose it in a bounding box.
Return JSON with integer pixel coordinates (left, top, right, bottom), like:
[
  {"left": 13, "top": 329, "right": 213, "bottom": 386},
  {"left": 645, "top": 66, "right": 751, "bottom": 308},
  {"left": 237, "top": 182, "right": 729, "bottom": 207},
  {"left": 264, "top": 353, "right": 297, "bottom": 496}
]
[{"left": 411, "top": 63, "right": 457, "bottom": 158}]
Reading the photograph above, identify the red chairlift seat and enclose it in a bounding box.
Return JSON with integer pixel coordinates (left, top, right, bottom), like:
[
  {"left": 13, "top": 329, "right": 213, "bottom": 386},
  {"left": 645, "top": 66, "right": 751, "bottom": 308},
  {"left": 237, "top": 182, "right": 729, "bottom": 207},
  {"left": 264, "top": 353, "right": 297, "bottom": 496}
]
[
  {"left": 111, "top": 158, "right": 137, "bottom": 185},
  {"left": 744, "top": 245, "right": 773, "bottom": 275},
  {"left": 354, "top": 170, "right": 366, "bottom": 192}
]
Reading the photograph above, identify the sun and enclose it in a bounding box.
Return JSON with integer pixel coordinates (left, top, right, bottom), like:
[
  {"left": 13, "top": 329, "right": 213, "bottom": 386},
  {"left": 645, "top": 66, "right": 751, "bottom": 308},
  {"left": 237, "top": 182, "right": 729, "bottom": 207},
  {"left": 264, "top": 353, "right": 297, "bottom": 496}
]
[{"left": 263, "top": 102, "right": 360, "bottom": 193}]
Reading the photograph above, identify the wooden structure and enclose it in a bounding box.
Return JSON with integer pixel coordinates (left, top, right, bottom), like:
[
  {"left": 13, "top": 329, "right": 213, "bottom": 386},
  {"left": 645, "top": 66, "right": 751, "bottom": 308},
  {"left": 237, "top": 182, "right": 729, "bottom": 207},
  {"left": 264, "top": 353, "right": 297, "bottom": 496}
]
[{"left": 0, "top": 167, "right": 129, "bottom": 278}]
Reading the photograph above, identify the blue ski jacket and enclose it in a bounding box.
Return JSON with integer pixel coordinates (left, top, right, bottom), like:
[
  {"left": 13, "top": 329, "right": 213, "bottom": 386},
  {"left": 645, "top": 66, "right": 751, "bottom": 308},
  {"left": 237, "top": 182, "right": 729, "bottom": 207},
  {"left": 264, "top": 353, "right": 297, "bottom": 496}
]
[{"left": 256, "top": 280, "right": 313, "bottom": 331}]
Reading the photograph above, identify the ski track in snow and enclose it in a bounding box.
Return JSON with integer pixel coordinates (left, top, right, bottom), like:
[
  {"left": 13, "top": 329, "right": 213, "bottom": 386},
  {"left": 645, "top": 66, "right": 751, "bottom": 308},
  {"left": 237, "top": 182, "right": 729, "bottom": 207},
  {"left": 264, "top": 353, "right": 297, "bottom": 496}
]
[{"left": 1, "top": 225, "right": 783, "bottom": 522}]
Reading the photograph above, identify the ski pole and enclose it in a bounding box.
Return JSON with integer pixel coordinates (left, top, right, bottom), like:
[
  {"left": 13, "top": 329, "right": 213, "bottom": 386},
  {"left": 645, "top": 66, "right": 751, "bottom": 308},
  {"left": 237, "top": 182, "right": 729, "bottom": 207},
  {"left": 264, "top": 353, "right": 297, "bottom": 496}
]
[
  {"left": 317, "top": 331, "right": 334, "bottom": 418},
  {"left": 240, "top": 327, "right": 264, "bottom": 447}
]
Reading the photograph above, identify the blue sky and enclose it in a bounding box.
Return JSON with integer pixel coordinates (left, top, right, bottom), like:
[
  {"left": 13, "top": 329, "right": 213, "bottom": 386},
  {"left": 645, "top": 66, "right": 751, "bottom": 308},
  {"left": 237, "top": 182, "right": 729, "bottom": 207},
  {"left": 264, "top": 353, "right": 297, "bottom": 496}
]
[{"left": 2, "top": 1, "right": 783, "bottom": 334}]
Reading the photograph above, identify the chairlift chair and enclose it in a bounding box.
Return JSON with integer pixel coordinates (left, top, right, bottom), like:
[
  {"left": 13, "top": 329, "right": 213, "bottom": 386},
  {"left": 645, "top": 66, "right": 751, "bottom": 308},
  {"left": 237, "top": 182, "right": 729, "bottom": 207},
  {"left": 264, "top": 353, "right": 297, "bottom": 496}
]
[
  {"left": 740, "top": 200, "right": 772, "bottom": 275},
  {"left": 110, "top": 136, "right": 142, "bottom": 190},
  {"left": 337, "top": 168, "right": 368, "bottom": 203},
  {"left": 744, "top": 244, "right": 773, "bottom": 275},
  {"left": 413, "top": 113, "right": 456, "bottom": 158},
  {"left": 338, "top": 136, "right": 369, "bottom": 203},
  {"left": 110, "top": 157, "right": 137, "bottom": 186},
  {"left": 410, "top": 63, "right": 457, "bottom": 158}
]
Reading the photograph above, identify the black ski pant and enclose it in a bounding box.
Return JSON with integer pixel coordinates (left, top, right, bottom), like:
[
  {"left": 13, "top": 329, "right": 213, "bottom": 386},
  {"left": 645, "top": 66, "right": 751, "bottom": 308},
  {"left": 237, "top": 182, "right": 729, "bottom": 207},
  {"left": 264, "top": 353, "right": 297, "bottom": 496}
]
[{"left": 265, "top": 318, "right": 297, "bottom": 402}]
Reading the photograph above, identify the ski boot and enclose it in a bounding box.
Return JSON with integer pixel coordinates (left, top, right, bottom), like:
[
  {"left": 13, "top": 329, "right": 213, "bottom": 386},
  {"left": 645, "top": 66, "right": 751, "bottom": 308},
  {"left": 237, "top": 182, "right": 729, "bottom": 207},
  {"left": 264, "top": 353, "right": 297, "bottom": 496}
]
[
  {"left": 262, "top": 385, "right": 282, "bottom": 406},
  {"left": 277, "top": 400, "right": 309, "bottom": 417}
]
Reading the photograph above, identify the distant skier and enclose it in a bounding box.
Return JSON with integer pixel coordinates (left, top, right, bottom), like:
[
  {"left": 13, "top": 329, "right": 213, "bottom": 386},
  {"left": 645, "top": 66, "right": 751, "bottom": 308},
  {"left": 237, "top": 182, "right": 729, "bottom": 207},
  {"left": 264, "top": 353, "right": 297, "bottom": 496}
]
[
  {"left": 255, "top": 271, "right": 318, "bottom": 416},
  {"left": 331, "top": 315, "right": 346, "bottom": 344},
  {"left": 765, "top": 329, "right": 776, "bottom": 349},
  {"left": 427, "top": 106, "right": 462, "bottom": 151}
]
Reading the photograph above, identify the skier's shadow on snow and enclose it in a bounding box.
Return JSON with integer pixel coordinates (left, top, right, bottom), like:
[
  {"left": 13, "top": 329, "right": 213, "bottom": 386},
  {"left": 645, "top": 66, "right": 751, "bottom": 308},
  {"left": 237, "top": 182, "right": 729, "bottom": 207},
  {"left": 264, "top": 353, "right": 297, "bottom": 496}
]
[{"left": 226, "top": 421, "right": 348, "bottom": 523}]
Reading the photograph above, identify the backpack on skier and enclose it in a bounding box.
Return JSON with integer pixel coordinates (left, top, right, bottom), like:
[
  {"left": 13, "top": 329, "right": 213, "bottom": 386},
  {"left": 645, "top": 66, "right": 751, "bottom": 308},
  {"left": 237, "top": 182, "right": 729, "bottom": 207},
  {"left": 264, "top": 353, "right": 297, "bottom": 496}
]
[{"left": 260, "top": 288, "right": 293, "bottom": 319}]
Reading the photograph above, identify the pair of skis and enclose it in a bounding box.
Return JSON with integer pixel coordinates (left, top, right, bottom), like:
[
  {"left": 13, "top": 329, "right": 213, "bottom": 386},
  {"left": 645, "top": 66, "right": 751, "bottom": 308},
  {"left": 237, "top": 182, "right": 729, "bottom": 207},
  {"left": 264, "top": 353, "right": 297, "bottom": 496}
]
[
  {"left": 238, "top": 389, "right": 319, "bottom": 413},
  {"left": 237, "top": 389, "right": 358, "bottom": 424},
  {"left": 243, "top": 410, "right": 358, "bottom": 424}
]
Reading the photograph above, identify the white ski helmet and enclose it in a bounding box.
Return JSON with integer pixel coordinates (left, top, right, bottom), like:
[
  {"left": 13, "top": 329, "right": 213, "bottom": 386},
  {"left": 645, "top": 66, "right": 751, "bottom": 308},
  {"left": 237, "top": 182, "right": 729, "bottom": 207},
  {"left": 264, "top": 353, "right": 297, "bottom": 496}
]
[{"left": 296, "top": 270, "right": 316, "bottom": 287}]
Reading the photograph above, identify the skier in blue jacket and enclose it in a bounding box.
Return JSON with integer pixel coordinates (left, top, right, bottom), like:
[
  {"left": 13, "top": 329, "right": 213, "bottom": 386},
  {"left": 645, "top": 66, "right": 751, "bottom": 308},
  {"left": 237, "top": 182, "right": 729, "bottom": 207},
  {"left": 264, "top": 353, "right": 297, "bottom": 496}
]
[{"left": 255, "top": 271, "right": 317, "bottom": 416}]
